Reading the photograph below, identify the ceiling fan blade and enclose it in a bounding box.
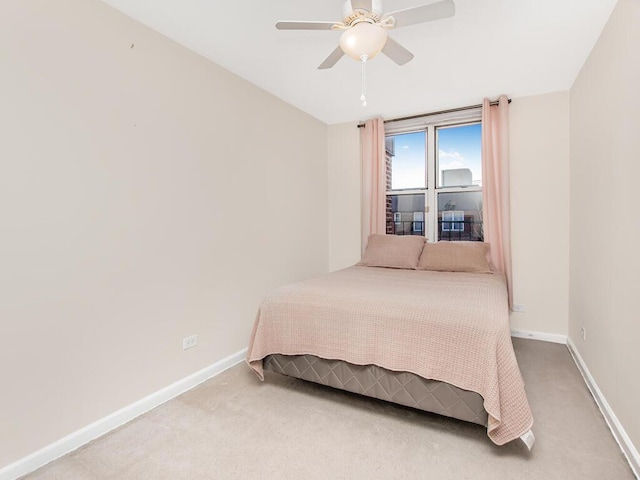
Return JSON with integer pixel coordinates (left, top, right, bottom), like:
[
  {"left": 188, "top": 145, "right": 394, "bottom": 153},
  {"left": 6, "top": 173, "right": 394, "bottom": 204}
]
[
  {"left": 382, "top": 37, "right": 414, "bottom": 66},
  {"left": 318, "top": 46, "right": 345, "bottom": 70},
  {"left": 384, "top": 0, "right": 455, "bottom": 29},
  {"left": 276, "top": 21, "right": 338, "bottom": 31}
]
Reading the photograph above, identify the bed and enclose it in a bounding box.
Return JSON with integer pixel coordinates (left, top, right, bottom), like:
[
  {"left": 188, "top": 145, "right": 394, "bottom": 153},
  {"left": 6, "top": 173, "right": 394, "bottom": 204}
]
[{"left": 246, "top": 239, "right": 534, "bottom": 448}]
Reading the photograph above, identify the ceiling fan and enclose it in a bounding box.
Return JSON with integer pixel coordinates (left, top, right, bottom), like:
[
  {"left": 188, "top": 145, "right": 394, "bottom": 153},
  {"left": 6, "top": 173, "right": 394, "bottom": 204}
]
[{"left": 276, "top": 0, "right": 456, "bottom": 70}]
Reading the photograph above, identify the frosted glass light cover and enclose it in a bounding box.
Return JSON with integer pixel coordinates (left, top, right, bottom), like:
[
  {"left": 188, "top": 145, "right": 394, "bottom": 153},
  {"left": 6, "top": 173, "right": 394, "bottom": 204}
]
[{"left": 339, "top": 22, "right": 388, "bottom": 60}]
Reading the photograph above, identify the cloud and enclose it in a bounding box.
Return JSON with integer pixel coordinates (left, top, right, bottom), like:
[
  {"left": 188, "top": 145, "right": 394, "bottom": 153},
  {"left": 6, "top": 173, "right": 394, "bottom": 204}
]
[
  {"left": 439, "top": 149, "right": 467, "bottom": 170},
  {"left": 402, "top": 145, "right": 410, "bottom": 149},
  {"left": 439, "top": 149, "right": 464, "bottom": 160}
]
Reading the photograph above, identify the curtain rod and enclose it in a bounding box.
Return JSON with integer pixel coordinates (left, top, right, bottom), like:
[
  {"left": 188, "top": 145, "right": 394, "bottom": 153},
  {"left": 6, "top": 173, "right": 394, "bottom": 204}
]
[{"left": 356, "top": 98, "right": 512, "bottom": 128}]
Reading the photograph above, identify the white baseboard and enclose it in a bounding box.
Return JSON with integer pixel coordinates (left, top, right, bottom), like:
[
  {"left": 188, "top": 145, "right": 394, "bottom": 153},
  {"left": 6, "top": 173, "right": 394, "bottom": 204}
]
[
  {"left": 0, "top": 348, "right": 248, "bottom": 480},
  {"left": 567, "top": 338, "right": 639, "bottom": 478},
  {"left": 510, "top": 329, "right": 568, "bottom": 344}
]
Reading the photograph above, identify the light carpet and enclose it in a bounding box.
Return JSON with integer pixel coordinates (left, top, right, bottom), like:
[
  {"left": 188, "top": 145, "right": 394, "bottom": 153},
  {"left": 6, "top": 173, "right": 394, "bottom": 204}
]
[{"left": 22, "top": 339, "right": 635, "bottom": 479}]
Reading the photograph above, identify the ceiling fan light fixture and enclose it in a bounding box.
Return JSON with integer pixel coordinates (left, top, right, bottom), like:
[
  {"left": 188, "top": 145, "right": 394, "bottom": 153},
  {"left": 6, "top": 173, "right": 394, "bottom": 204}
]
[{"left": 339, "top": 22, "right": 388, "bottom": 61}]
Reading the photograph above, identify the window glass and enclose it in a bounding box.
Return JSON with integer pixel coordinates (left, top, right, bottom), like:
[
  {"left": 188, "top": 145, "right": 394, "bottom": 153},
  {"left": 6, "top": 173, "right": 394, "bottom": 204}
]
[
  {"left": 386, "top": 194, "right": 425, "bottom": 236},
  {"left": 384, "top": 113, "right": 482, "bottom": 241},
  {"left": 437, "top": 191, "right": 483, "bottom": 241},
  {"left": 437, "top": 123, "right": 482, "bottom": 188},
  {"left": 386, "top": 132, "right": 426, "bottom": 190}
]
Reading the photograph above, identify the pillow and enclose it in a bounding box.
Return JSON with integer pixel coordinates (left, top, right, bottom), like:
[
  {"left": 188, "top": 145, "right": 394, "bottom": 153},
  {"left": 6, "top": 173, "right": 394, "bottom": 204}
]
[
  {"left": 358, "top": 234, "right": 426, "bottom": 269},
  {"left": 417, "top": 241, "right": 492, "bottom": 273}
]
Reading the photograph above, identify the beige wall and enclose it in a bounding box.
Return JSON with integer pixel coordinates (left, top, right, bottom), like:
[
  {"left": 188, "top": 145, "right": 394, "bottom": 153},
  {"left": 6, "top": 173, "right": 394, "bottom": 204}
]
[
  {"left": 509, "top": 92, "right": 570, "bottom": 334},
  {"left": 0, "top": 0, "right": 328, "bottom": 468},
  {"left": 327, "top": 93, "right": 571, "bottom": 335},
  {"left": 569, "top": 0, "right": 640, "bottom": 452},
  {"left": 328, "top": 123, "right": 361, "bottom": 271}
]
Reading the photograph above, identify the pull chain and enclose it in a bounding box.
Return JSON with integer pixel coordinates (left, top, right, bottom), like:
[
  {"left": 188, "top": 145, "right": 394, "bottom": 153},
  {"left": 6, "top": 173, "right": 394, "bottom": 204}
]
[{"left": 360, "top": 54, "right": 368, "bottom": 107}]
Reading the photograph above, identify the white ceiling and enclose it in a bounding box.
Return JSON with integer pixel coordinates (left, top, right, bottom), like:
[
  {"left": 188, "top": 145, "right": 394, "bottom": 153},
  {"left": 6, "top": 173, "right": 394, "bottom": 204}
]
[{"left": 99, "top": 0, "right": 617, "bottom": 125}]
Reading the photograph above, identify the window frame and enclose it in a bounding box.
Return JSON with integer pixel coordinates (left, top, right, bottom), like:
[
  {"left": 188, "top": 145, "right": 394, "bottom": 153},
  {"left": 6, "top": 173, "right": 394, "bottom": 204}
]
[{"left": 385, "top": 110, "right": 482, "bottom": 243}]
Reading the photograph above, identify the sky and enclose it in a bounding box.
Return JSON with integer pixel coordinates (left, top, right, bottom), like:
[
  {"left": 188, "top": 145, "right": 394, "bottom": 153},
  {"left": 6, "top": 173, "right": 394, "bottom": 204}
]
[{"left": 390, "top": 123, "right": 482, "bottom": 190}]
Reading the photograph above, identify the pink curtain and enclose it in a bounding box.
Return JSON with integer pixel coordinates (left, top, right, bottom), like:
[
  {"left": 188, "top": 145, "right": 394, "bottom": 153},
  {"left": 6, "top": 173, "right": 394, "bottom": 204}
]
[
  {"left": 360, "top": 117, "right": 386, "bottom": 252},
  {"left": 481, "top": 95, "right": 513, "bottom": 307}
]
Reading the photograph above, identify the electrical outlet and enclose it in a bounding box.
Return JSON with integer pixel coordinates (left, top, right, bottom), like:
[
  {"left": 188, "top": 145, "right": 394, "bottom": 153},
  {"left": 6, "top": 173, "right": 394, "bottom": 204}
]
[
  {"left": 183, "top": 335, "right": 198, "bottom": 350},
  {"left": 512, "top": 304, "right": 526, "bottom": 313},
  {"left": 580, "top": 327, "right": 587, "bottom": 341}
]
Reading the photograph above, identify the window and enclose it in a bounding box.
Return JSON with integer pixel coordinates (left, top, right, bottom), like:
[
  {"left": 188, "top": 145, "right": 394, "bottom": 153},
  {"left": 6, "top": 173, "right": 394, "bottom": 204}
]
[
  {"left": 412, "top": 212, "right": 424, "bottom": 233},
  {"left": 441, "top": 210, "right": 464, "bottom": 232},
  {"left": 385, "top": 114, "right": 483, "bottom": 242}
]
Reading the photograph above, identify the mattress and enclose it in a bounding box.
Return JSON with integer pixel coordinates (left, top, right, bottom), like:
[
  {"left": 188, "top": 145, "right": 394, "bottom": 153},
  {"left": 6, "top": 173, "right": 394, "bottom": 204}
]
[
  {"left": 247, "top": 265, "right": 533, "bottom": 445},
  {"left": 264, "top": 354, "right": 488, "bottom": 426}
]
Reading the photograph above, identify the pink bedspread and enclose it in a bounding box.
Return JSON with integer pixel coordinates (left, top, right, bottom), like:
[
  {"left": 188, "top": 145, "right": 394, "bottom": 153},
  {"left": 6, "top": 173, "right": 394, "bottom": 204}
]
[{"left": 246, "top": 266, "right": 533, "bottom": 445}]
